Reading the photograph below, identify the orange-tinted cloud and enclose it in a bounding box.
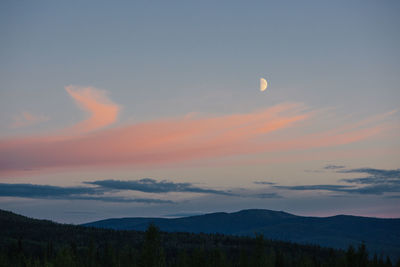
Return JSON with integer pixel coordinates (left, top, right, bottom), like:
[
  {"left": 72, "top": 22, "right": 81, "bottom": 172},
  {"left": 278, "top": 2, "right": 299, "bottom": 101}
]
[
  {"left": 0, "top": 103, "right": 310, "bottom": 172},
  {"left": 0, "top": 94, "right": 395, "bottom": 174},
  {"left": 64, "top": 85, "right": 120, "bottom": 134}
]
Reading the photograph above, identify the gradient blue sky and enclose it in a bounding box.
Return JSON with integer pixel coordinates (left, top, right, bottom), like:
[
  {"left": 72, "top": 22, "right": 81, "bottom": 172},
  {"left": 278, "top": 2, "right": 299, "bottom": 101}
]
[{"left": 0, "top": 1, "right": 399, "bottom": 223}]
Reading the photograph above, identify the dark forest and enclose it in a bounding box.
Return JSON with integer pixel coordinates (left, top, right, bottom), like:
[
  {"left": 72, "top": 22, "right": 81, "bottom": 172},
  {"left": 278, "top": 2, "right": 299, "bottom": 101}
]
[{"left": 1, "top": 209, "right": 398, "bottom": 267}]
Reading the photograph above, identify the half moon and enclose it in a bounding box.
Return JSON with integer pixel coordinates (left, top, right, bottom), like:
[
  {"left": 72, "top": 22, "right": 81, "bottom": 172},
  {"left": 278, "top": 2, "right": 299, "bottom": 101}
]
[{"left": 260, "top": 78, "right": 268, "bottom": 92}]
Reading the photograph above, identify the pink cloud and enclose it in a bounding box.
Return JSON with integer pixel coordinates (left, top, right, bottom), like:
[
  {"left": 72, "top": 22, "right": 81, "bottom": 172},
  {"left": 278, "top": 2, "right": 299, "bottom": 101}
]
[
  {"left": 0, "top": 86, "right": 396, "bottom": 174},
  {"left": 64, "top": 85, "right": 120, "bottom": 134},
  {"left": 0, "top": 102, "right": 311, "bottom": 172}
]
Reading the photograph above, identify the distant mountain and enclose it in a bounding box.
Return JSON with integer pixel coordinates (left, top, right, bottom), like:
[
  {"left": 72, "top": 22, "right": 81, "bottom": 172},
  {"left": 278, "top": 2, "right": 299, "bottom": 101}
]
[
  {"left": 1, "top": 209, "right": 361, "bottom": 266},
  {"left": 83, "top": 209, "right": 400, "bottom": 259}
]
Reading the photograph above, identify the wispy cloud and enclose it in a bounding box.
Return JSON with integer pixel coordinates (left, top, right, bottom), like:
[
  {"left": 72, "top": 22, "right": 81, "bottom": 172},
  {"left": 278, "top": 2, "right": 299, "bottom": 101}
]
[
  {"left": 339, "top": 168, "right": 400, "bottom": 184},
  {"left": 0, "top": 178, "right": 285, "bottom": 204},
  {"left": 0, "top": 183, "right": 101, "bottom": 197},
  {"left": 1, "top": 167, "right": 399, "bottom": 204},
  {"left": 72, "top": 196, "right": 173, "bottom": 204},
  {"left": 275, "top": 184, "right": 354, "bottom": 191},
  {"left": 0, "top": 102, "right": 313, "bottom": 172},
  {"left": 0, "top": 177, "right": 235, "bottom": 204},
  {"left": 0, "top": 183, "right": 172, "bottom": 203},
  {"left": 10, "top": 112, "right": 49, "bottom": 128},
  {"left": 64, "top": 85, "right": 120, "bottom": 134},
  {"left": 346, "top": 184, "right": 400, "bottom": 195},
  {"left": 274, "top": 184, "right": 400, "bottom": 195},
  {"left": 275, "top": 168, "right": 400, "bottom": 196},
  {"left": 254, "top": 181, "right": 276, "bottom": 185},
  {"left": 85, "top": 178, "right": 233, "bottom": 195},
  {"left": 324, "top": 164, "right": 346, "bottom": 170},
  {"left": 0, "top": 85, "right": 396, "bottom": 174}
]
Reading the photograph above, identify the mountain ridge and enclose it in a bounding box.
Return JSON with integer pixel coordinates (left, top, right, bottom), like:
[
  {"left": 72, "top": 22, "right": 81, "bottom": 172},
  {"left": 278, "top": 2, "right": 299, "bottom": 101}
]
[
  {"left": 3, "top": 208, "right": 384, "bottom": 266},
  {"left": 82, "top": 208, "right": 400, "bottom": 260}
]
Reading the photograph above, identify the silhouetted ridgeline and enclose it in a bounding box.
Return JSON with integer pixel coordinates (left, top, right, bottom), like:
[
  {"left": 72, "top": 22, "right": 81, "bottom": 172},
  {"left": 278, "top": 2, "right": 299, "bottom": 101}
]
[
  {"left": 0, "top": 209, "right": 398, "bottom": 267},
  {"left": 83, "top": 209, "right": 400, "bottom": 261}
]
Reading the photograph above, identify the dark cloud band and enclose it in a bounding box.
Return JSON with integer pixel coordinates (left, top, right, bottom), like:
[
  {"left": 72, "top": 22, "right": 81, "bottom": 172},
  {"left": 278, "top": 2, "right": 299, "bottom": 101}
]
[
  {"left": 85, "top": 178, "right": 234, "bottom": 196},
  {"left": 275, "top": 168, "right": 400, "bottom": 195},
  {"left": 0, "top": 183, "right": 172, "bottom": 204}
]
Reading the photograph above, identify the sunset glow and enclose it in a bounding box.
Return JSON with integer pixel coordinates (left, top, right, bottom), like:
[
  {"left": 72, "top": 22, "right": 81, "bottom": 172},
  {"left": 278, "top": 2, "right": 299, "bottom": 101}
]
[{"left": 0, "top": 1, "right": 399, "bottom": 224}]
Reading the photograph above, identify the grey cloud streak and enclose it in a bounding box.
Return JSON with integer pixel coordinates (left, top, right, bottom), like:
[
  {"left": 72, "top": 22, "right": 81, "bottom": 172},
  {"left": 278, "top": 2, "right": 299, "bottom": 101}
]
[
  {"left": 85, "top": 178, "right": 234, "bottom": 196},
  {"left": 275, "top": 168, "right": 400, "bottom": 196},
  {"left": 1, "top": 168, "right": 398, "bottom": 205},
  {"left": 0, "top": 177, "right": 235, "bottom": 204},
  {"left": 339, "top": 168, "right": 400, "bottom": 184},
  {"left": 324, "top": 164, "right": 346, "bottom": 170},
  {"left": 275, "top": 184, "right": 400, "bottom": 195},
  {"left": 0, "top": 183, "right": 101, "bottom": 198},
  {"left": 254, "top": 181, "right": 276, "bottom": 185},
  {"left": 274, "top": 185, "right": 354, "bottom": 191},
  {"left": 0, "top": 183, "right": 172, "bottom": 204},
  {"left": 72, "top": 196, "right": 173, "bottom": 204}
]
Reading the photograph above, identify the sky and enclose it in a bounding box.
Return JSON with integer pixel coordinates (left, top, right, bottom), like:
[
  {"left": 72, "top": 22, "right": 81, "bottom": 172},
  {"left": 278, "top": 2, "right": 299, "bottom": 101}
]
[{"left": 0, "top": 0, "right": 399, "bottom": 224}]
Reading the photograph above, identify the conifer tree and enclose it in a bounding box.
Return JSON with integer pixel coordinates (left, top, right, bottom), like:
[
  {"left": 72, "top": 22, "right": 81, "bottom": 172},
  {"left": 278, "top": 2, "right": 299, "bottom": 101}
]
[{"left": 139, "top": 224, "right": 166, "bottom": 267}]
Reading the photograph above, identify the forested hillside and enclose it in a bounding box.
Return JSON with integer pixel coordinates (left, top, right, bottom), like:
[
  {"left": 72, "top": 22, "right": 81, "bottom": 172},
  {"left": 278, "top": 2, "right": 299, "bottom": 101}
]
[
  {"left": 83, "top": 209, "right": 400, "bottom": 260},
  {"left": 0, "top": 209, "right": 398, "bottom": 267}
]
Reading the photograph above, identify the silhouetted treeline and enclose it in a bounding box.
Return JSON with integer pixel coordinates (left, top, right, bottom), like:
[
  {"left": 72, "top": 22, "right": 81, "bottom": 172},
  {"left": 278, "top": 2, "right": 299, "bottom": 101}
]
[{"left": 0, "top": 209, "right": 398, "bottom": 267}]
